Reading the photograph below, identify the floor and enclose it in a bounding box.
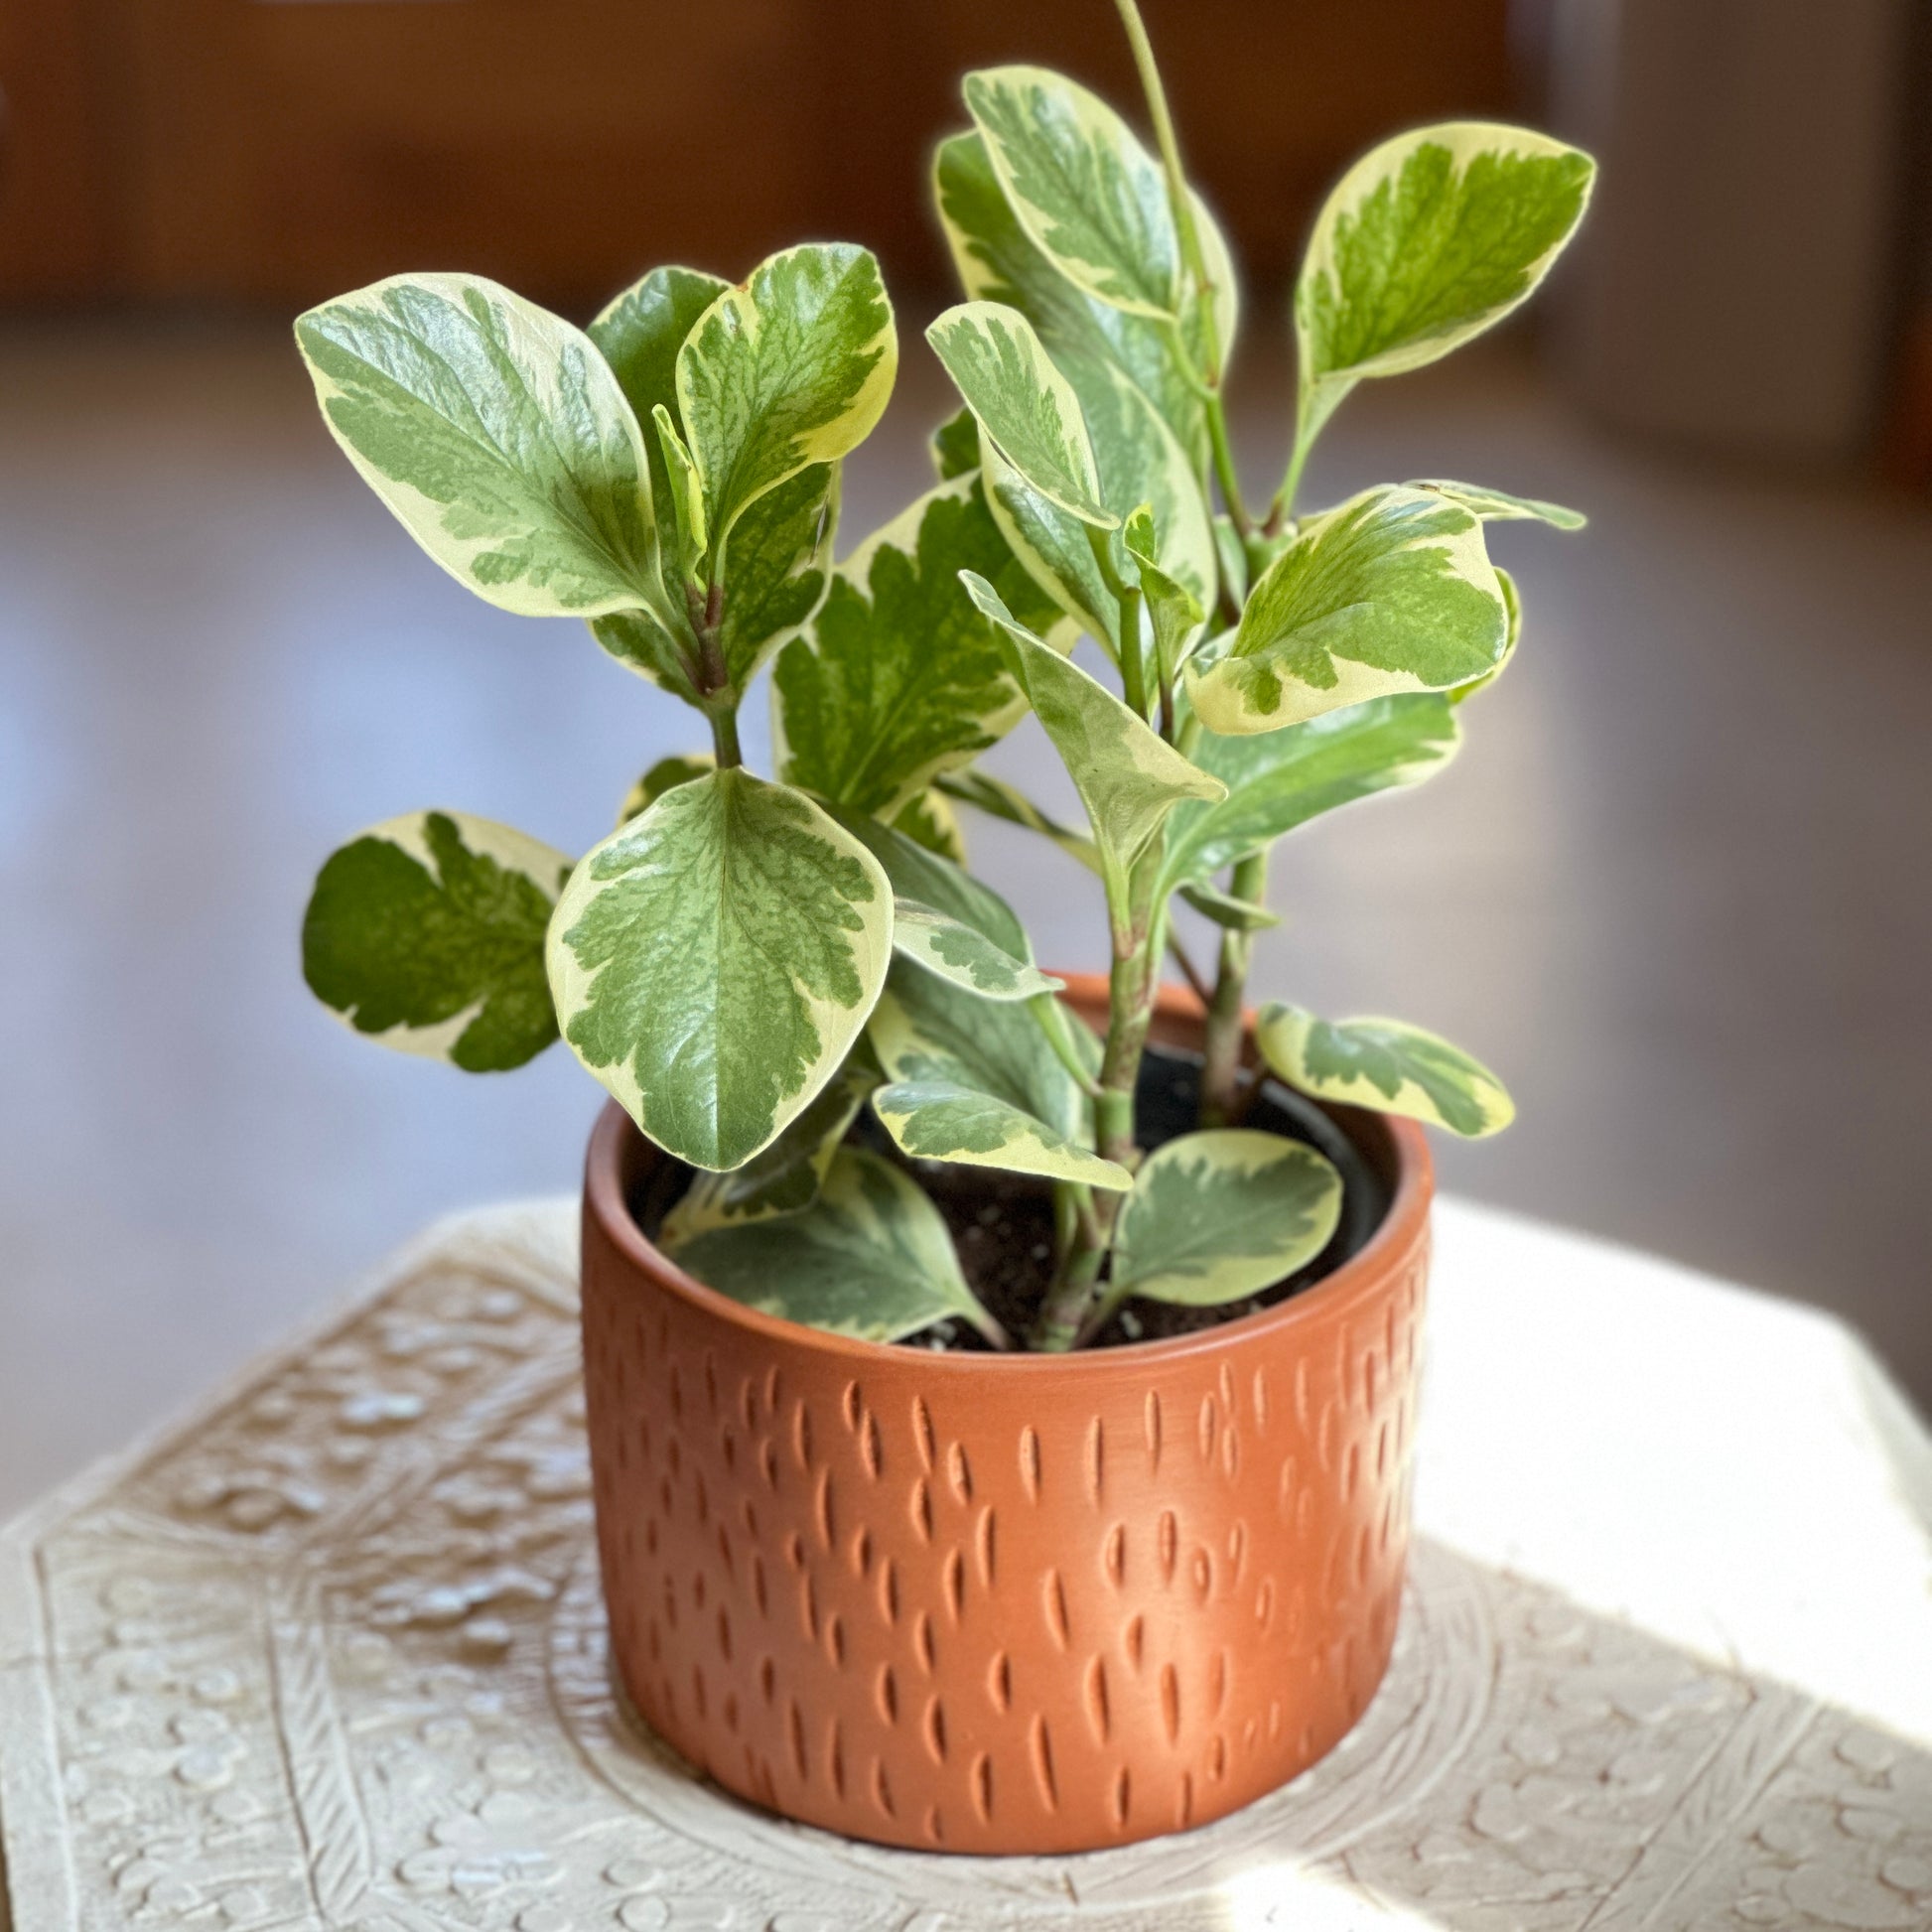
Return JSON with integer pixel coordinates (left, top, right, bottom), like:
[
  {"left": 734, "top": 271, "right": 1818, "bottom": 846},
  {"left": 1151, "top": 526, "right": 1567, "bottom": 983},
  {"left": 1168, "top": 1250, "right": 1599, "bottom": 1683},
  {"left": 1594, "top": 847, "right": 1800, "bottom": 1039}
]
[{"left": 2, "top": 312, "right": 1929, "bottom": 1518}]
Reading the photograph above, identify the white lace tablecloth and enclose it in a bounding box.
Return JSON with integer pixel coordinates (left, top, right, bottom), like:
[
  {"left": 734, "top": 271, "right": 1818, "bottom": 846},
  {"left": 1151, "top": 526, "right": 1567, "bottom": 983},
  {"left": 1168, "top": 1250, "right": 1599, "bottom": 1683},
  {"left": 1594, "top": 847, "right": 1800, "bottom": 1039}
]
[{"left": 3, "top": 1196, "right": 1929, "bottom": 1932}]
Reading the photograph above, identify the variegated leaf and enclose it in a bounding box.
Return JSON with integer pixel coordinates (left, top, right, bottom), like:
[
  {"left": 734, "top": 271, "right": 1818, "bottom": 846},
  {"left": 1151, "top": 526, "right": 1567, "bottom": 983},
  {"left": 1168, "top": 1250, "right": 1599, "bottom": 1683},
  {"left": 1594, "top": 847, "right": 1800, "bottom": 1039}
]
[
  {"left": 874, "top": 1080, "right": 1129, "bottom": 1192},
  {"left": 1186, "top": 485, "right": 1507, "bottom": 732},
  {"left": 1414, "top": 479, "right": 1586, "bottom": 530},
  {"left": 669, "top": 1147, "right": 999, "bottom": 1345},
  {"left": 677, "top": 243, "right": 896, "bottom": 550},
  {"left": 1453, "top": 566, "right": 1521, "bottom": 706},
  {"left": 617, "top": 753, "right": 713, "bottom": 827},
  {"left": 711, "top": 461, "right": 840, "bottom": 690},
  {"left": 892, "top": 900, "right": 1063, "bottom": 1002},
  {"left": 1111, "top": 1130, "right": 1342, "bottom": 1306},
  {"left": 892, "top": 788, "right": 967, "bottom": 863},
  {"left": 933, "top": 129, "right": 1210, "bottom": 473},
  {"left": 1123, "top": 503, "right": 1206, "bottom": 685},
  {"left": 869, "top": 961, "right": 1103, "bottom": 1187},
  {"left": 927, "top": 302, "right": 1115, "bottom": 528},
  {"left": 771, "top": 475, "right": 1066, "bottom": 820},
  {"left": 546, "top": 770, "right": 892, "bottom": 1171},
  {"left": 981, "top": 347, "right": 1215, "bottom": 657},
  {"left": 295, "top": 274, "right": 661, "bottom": 619},
  {"left": 833, "top": 806, "right": 1033, "bottom": 959},
  {"left": 1256, "top": 1004, "right": 1515, "bottom": 1138},
  {"left": 659, "top": 1053, "right": 876, "bottom": 1242},
  {"left": 590, "top": 264, "right": 729, "bottom": 537},
  {"left": 1298, "top": 123, "right": 1594, "bottom": 442},
  {"left": 303, "top": 811, "right": 571, "bottom": 1072},
  {"left": 960, "top": 572, "right": 1223, "bottom": 887},
  {"left": 963, "top": 66, "right": 1181, "bottom": 321},
  {"left": 650, "top": 403, "right": 708, "bottom": 574},
  {"left": 1164, "top": 692, "right": 1460, "bottom": 887},
  {"left": 934, "top": 768, "right": 1100, "bottom": 874},
  {"left": 930, "top": 405, "right": 982, "bottom": 482}
]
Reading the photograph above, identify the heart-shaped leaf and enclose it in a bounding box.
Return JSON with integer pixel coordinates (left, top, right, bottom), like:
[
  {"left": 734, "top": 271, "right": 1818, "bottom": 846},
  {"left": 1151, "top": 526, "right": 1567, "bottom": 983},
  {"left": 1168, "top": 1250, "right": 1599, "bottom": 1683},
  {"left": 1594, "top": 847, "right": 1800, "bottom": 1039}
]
[
  {"left": 771, "top": 475, "right": 1066, "bottom": 821},
  {"left": 1256, "top": 1004, "right": 1515, "bottom": 1138},
  {"left": 1111, "top": 1130, "right": 1342, "bottom": 1306},
  {"left": 927, "top": 302, "right": 1115, "bottom": 529},
  {"left": 660, "top": 1053, "right": 877, "bottom": 1242},
  {"left": 668, "top": 1147, "right": 1000, "bottom": 1345},
  {"left": 590, "top": 264, "right": 729, "bottom": 536},
  {"left": 1413, "top": 479, "right": 1586, "bottom": 530},
  {"left": 296, "top": 274, "right": 661, "bottom": 619},
  {"left": 304, "top": 811, "right": 571, "bottom": 1072},
  {"left": 963, "top": 66, "right": 1181, "bottom": 321},
  {"left": 1186, "top": 485, "right": 1507, "bottom": 732},
  {"left": 892, "top": 900, "right": 1063, "bottom": 1002},
  {"left": 960, "top": 573, "right": 1222, "bottom": 889},
  {"left": 677, "top": 243, "right": 896, "bottom": 550},
  {"left": 1164, "top": 692, "right": 1460, "bottom": 887},
  {"left": 547, "top": 770, "right": 892, "bottom": 1171},
  {"left": 934, "top": 129, "right": 1211, "bottom": 474},
  {"left": 874, "top": 1080, "right": 1129, "bottom": 1192},
  {"left": 833, "top": 806, "right": 1033, "bottom": 959},
  {"left": 1298, "top": 123, "right": 1594, "bottom": 442}
]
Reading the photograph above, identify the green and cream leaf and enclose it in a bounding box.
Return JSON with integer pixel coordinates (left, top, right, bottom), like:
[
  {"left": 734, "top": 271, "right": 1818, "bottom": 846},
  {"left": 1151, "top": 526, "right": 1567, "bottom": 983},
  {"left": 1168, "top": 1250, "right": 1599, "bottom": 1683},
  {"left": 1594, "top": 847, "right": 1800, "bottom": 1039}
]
[
  {"left": 303, "top": 810, "right": 570, "bottom": 1072},
  {"left": 1256, "top": 1004, "right": 1515, "bottom": 1138},
  {"left": 874, "top": 1081, "right": 1128, "bottom": 1192},
  {"left": 1164, "top": 692, "right": 1460, "bottom": 886},
  {"left": 677, "top": 243, "right": 896, "bottom": 550},
  {"left": 933, "top": 129, "right": 1209, "bottom": 472},
  {"left": 963, "top": 66, "right": 1181, "bottom": 320},
  {"left": 546, "top": 770, "right": 892, "bottom": 1171},
  {"left": 892, "top": 901, "right": 1063, "bottom": 1002},
  {"left": 1186, "top": 485, "right": 1507, "bottom": 732},
  {"left": 1124, "top": 503, "right": 1206, "bottom": 684},
  {"left": 1297, "top": 122, "right": 1595, "bottom": 442},
  {"left": 934, "top": 768, "right": 1100, "bottom": 874},
  {"left": 771, "top": 475, "right": 1066, "bottom": 820},
  {"left": 892, "top": 788, "right": 968, "bottom": 863},
  {"left": 833, "top": 807, "right": 1033, "bottom": 959},
  {"left": 659, "top": 1054, "right": 876, "bottom": 1242},
  {"left": 295, "top": 274, "right": 661, "bottom": 620},
  {"left": 961, "top": 572, "right": 1222, "bottom": 884},
  {"left": 1176, "top": 880, "right": 1279, "bottom": 931},
  {"left": 1110, "top": 1130, "right": 1342, "bottom": 1306},
  {"left": 589, "top": 263, "right": 729, "bottom": 537},
  {"left": 617, "top": 753, "right": 714, "bottom": 827},
  {"left": 1414, "top": 480, "right": 1586, "bottom": 530},
  {"left": 669, "top": 1147, "right": 998, "bottom": 1344},
  {"left": 927, "top": 302, "right": 1115, "bottom": 528},
  {"left": 1453, "top": 566, "right": 1521, "bottom": 706}
]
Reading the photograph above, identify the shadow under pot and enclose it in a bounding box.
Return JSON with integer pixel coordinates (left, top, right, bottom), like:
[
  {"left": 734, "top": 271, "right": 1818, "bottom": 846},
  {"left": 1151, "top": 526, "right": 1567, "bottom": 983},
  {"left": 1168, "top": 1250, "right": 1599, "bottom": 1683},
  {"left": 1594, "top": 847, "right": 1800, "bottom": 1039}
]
[{"left": 578, "top": 977, "right": 1434, "bottom": 1855}]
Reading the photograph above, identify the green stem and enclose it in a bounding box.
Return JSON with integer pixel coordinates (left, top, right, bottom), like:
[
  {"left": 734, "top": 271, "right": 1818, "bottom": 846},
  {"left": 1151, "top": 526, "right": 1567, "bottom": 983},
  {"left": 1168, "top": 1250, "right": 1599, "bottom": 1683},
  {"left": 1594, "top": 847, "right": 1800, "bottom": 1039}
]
[
  {"left": 1030, "top": 991, "right": 1103, "bottom": 1097},
  {"left": 1199, "top": 849, "right": 1268, "bottom": 1126},
  {"left": 708, "top": 703, "right": 743, "bottom": 770},
  {"left": 1205, "top": 391, "right": 1253, "bottom": 535}
]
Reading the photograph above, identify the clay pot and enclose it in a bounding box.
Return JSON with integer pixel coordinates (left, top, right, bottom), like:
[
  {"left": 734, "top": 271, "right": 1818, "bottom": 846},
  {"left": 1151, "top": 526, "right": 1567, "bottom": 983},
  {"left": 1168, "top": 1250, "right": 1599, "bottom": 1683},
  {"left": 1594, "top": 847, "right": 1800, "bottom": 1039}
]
[{"left": 579, "top": 976, "right": 1433, "bottom": 1856}]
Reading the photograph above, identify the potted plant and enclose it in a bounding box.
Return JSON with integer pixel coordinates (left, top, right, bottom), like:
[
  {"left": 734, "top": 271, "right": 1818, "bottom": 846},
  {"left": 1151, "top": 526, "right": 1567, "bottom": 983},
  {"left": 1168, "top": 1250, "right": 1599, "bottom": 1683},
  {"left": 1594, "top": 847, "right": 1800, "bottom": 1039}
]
[{"left": 295, "top": 0, "right": 1592, "bottom": 1856}]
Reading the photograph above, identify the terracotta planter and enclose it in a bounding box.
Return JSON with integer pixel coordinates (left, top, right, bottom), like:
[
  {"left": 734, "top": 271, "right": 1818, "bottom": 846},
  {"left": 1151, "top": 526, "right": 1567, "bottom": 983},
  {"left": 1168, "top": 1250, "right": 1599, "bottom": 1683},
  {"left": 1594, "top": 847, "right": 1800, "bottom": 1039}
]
[{"left": 579, "top": 977, "right": 1433, "bottom": 1855}]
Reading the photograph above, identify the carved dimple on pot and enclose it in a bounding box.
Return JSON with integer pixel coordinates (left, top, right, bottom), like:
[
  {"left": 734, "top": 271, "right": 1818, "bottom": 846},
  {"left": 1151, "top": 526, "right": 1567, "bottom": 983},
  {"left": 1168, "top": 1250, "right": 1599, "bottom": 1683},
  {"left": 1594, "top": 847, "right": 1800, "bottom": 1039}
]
[
  {"left": 974, "top": 1506, "right": 996, "bottom": 1589},
  {"left": 1083, "top": 1655, "right": 1111, "bottom": 1742},
  {"left": 1191, "top": 1547, "right": 1213, "bottom": 1603},
  {"left": 1210, "top": 1649, "right": 1229, "bottom": 1717},
  {"left": 827, "top": 1718, "right": 846, "bottom": 1798},
  {"left": 1294, "top": 1357, "right": 1311, "bottom": 1431},
  {"left": 759, "top": 1655, "right": 775, "bottom": 1704},
  {"left": 850, "top": 1525, "right": 873, "bottom": 1578},
  {"left": 703, "top": 1351, "right": 720, "bottom": 1416},
  {"left": 826, "top": 1614, "right": 846, "bottom": 1669},
  {"left": 922, "top": 1693, "right": 948, "bottom": 1764},
  {"left": 1029, "top": 1716, "right": 1058, "bottom": 1812},
  {"left": 1160, "top": 1663, "right": 1181, "bottom": 1742},
  {"left": 814, "top": 1469, "right": 836, "bottom": 1551},
  {"left": 1344, "top": 1441, "right": 1361, "bottom": 1505},
  {"left": 1255, "top": 1578, "right": 1275, "bottom": 1630},
  {"left": 909, "top": 1478, "right": 933, "bottom": 1543},
  {"left": 1251, "top": 1366, "right": 1271, "bottom": 1434},
  {"left": 943, "top": 1548, "right": 966, "bottom": 1622},
  {"left": 1019, "top": 1426, "right": 1041, "bottom": 1501},
  {"left": 738, "top": 1375, "right": 759, "bottom": 1432},
  {"left": 877, "top": 1558, "right": 899, "bottom": 1627},
  {"left": 986, "top": 1649, "right": 1012, "bottom": 1714},
  {"left": 1111, "top": 1765, "right": 1132, "bottom": 1829},
  {"left": 750, "top": 1553, "right": 767, "bottom": 1617},
  {"left": 876, "top": 1663, "right": 897, "bottom": 1725},
  {"left": 798, "top": 1573, "right": 819, "bottom": 1644},
  {"left": 911, "top": 1395, "right": 935, "bottom": 1472},
  {"left": 840, "top": 1379, "right": 862, "bottom": 1433},
  {"left": 759, "top": 1439, "right": 778, "bottom": 1491},
  {"left": 872, "top": 1756, "right": 896, "bottom": 1819},
  {"left": 1083, "top": 1419, "right": 1105, "bottom": 1505},
  {"left": 946, "top": 1442, "right": 973, "bottom": 1505},
  {"left": 792, "top": 1401, "right": 814, "bottom": 1472},
  {"left": 716, "top": 1607, "right": 733, "bottom": 1662},
  {"left": 786, "top": 1699, "right": 807, "bottom": 1780},
  {"left": 1041, "top": 1570, "right": 1070, "bottom": 1650},
  {"left": 1123, "top": 1613, "right": 1145, "bottom": 1671},
  {"left": 1198, "top": 1395, "right": 1217, "bottom": 1463},
  {"left": 861, "top": 1411, "right": 884, "bottom": 1482},
  {"left": 971, "top": 1751, "right": 994, "bottom": 1824},
  {"left": 1103, "top": 1522, "right": 1126, "bottom": 1589},
  {"left": 1144, "top": 1391, "right": 1163, "bottom": 1473},
  {"left": 1158, "top": 1510, "right": 1178, "bottom": 1583},
  {"left": 914, "top": 1611, "right": 935, "bottom": 1674}
]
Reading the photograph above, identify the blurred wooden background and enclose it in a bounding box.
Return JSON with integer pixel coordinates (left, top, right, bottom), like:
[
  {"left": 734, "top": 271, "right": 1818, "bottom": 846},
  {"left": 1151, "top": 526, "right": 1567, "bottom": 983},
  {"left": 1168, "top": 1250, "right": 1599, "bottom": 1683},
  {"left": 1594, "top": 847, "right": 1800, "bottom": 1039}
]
[{"left": 0, "top": 0, "right": 1515, "bottom": 312}]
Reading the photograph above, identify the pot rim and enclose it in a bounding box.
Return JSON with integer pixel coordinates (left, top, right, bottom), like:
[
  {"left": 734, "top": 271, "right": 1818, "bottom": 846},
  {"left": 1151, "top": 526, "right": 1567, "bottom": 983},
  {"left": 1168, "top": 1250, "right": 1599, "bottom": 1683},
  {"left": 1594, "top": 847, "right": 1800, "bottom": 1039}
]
[{"left": 584, "top": 973, "right": 1433, "bottom": 1378}]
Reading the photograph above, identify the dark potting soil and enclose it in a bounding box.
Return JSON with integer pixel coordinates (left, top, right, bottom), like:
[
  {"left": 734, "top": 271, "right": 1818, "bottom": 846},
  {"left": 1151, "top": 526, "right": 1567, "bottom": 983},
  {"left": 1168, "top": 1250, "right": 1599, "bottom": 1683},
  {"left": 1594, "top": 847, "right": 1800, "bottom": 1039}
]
[{"left": 630, "top": 1042, "right": 1390, "bottom": 1354}]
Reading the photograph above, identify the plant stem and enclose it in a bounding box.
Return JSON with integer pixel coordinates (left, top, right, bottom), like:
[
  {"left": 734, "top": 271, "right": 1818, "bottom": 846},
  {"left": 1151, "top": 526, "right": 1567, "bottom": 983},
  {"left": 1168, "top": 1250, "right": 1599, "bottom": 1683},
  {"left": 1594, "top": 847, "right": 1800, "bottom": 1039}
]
[
  {"left": 1199, "top": 849, "right": 1268, "bottom": 1126},
  {"left": 708, "top": 703, "right": 743, "bottom": 769},
  {"left": 1205, "top": 391, "right": 1253, "bottom": 535}
]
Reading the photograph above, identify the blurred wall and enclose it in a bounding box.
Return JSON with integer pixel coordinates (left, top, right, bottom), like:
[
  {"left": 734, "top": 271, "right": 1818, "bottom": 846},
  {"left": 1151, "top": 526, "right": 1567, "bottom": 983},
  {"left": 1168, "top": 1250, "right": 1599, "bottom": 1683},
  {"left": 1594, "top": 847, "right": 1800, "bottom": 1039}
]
[{"left": 0, "top": 0, "right": 1515, "bottom": 314}]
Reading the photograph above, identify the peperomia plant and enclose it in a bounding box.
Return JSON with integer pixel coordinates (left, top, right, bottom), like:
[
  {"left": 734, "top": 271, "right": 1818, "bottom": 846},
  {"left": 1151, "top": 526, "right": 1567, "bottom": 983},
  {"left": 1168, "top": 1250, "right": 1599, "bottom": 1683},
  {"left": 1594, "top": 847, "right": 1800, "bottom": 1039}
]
[{"left": 297, "top": 0, "right": 1593, "bottom": 1353}]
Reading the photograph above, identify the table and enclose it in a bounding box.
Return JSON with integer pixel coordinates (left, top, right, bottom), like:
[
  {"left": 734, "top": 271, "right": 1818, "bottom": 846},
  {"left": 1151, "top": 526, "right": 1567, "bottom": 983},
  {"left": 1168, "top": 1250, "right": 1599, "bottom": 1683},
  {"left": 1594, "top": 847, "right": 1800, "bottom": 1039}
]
[{"left": 3, "top": 1196, "right": 1929, "bottom": 1931}]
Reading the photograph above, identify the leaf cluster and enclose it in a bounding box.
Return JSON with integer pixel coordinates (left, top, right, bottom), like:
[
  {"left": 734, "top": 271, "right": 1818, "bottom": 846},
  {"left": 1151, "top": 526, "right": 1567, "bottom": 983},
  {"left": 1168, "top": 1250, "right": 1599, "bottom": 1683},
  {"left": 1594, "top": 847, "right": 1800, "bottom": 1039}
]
[{"left": 294, "top": 1, "right": 1592, "bottom": 1350}]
